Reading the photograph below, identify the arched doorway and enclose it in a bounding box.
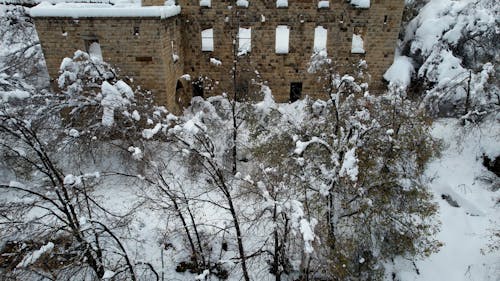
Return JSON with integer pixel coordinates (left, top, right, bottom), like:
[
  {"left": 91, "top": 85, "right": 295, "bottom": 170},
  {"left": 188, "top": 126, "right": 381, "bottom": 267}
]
[{"left": 175, "top": 80, "right": 191, "bottom": 109}]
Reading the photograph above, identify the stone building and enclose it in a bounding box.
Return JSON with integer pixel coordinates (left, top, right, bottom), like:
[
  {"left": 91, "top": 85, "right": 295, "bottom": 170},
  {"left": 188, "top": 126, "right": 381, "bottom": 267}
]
[{"left": 31, "top": 0, "right": 405, "bottom": 113}]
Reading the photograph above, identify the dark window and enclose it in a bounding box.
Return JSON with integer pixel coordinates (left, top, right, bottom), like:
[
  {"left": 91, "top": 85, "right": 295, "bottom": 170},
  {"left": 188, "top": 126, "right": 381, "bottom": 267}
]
[
  {"left": 134, "top": 26, "right": 140, "bottom": 36},
  {"left": 235, "top": 79, "right": 249, "bottom": 101},
  {"left": 176, "top": 80, "right": 191, "bottom": 108},
  {"left": 192, "top": 80, "right": 204, "bottom": 98},
  {"left": 136, "top": 56, "right": 153, "bottom": 62},
  {"left": 384, "top": 15, "right": 388, "bottom": 25},
  {"left": 290, "top": 82, "right": 302, "bottom": 102},
  {"left": 176, "top": 80, "right": 183, "bottom": 91}
]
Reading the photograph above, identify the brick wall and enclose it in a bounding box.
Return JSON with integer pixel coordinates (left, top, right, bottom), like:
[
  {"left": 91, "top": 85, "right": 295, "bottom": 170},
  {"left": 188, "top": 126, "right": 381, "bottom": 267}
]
[
  {"left": 33, "top": 16, "right": 185, "bottom": 113},
  {"left": 178, "top": 0, "right": 405, "bottom": 102},
  {"left": 33, "top": 0, "right": 404, "bottom": 113}
]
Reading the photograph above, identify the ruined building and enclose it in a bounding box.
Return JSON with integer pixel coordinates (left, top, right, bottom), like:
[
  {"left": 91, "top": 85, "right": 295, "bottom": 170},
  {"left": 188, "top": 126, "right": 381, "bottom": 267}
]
[{"left": 31, "top": 0, "right": 405, "bottom": 113}]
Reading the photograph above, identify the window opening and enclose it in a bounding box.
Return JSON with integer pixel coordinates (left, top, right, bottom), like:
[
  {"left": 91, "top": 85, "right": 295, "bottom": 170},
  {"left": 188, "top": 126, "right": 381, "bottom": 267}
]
[
  {"left": 238, "top": 27, "right": 252, "bottom": 55},
  {"left": 84, "top": 39, "right": 103, "bottom": 61},
  {"left": 318, "top": 1, "right": 329, "bottom": 8},
  {"left": 235, "top": 78, "right": 249, "bottom": 101},
  {"left": 275, "top": 25, "right": 290, "bottom": 54},
  {"left": 201, "top": 28, "right": 214, "bottom": 52},
  {"left": 192, "top": 79, "right": 204, "bottom": 97},
  {"left": 276, "top": 0, "right": 288, "bottom": 8},
  {"left": 313, "top": 26, "right": 328, "bottom": 54},
  {"left": 290, "top": 82, "right": 302, "bottom": 102},
  {"left": 200, "top": 0, "right": 211, "bottom": 7},
  {"left": 351, "top": 27, "right": 366, "bottom": 54}
]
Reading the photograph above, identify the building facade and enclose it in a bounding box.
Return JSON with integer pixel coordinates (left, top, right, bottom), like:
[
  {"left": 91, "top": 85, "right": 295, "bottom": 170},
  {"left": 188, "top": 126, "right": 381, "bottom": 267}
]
[{"left": 32, "top": 0, "right": 405, "bottom": 113}]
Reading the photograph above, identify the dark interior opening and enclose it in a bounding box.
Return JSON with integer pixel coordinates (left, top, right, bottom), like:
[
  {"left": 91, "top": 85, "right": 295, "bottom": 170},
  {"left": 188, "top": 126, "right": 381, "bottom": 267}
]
[
  {"left": 192, "top": 80, "right": 204, "bottom": 98},
  {"left": 290, "top": 82, "right": 302, "bottom": 102},
  {"left": 235, "top": 79, "right": 249, "bottom": 101},
  {"left": 176, "top": 80, "right": 183, "bottom": 90}
]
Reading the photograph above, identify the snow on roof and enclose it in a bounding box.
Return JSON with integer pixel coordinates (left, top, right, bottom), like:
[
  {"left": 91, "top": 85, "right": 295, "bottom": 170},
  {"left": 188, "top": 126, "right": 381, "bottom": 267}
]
[
  {"left": 349, "top": 0, "right": 370, "bottom": 8},
  {"left": 30, "top": 1, "right": 181, "bottom": 19}
]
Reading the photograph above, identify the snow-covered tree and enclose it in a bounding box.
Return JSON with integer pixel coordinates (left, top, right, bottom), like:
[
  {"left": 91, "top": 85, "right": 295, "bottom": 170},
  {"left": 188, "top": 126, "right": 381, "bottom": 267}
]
[
  {"left": 247, "top": 60, "right": 441, "bottom": 279},
  {"left": 399, "top": 0, "right": 499, "bottom": 119}
]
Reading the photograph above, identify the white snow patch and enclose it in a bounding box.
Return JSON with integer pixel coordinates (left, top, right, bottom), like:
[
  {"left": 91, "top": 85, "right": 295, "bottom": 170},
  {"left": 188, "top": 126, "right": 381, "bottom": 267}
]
[
  {"left": 384, "top": 55, "right": 414, "bottom": 87},
  {"left": 351, "top": 34, "right": 365, "bottom": 54},
  {"left": 142, "top": 123, "right": 162, "bottom": 139},
  {"left": 349, "top": 0, "right": 370, "bottom": 8},
  {"left": 16, "top": 242, "right": 54, "bottom": 268},
  {"left": 30, "top": 2, "right": 181, "bottom": 18},
  {"left": 102, "top": 270, "right": 115, "bottom": 279},
  {"left": 210, "top": 57, "right": 222, "bottom": 66},
  {"left": 339, "top": 147, "right": 359, "bottom": 181}
]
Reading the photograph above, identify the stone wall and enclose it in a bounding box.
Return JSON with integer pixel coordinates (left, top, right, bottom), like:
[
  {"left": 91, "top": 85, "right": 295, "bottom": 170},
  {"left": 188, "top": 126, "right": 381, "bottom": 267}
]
[
  {"left": 33, "top": 0, "right": 404, "bottom": 113},
  {"left": 178, "top": 0, "right": 405, "bottom": 102},
  {"left": 34, "top": 16, "right": 185, "bottom": 113}
]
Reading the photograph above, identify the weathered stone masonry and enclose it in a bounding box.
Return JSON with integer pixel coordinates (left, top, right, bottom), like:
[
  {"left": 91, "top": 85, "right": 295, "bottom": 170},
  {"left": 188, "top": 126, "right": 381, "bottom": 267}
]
[{"left": 33, "top": 0, "right": 405, "bottom": 113}]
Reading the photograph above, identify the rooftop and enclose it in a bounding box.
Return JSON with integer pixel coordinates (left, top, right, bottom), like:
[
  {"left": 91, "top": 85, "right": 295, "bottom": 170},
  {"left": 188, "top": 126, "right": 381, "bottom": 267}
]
[{"left": 30, "top": 0, "right": 181, "bottom": 18}]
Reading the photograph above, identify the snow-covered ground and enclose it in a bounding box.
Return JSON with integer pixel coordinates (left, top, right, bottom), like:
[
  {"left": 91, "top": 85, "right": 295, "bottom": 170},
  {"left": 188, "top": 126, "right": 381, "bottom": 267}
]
[
  {"left": 1, "top": 1, "right": 499, "bottom": 280},
  {"left": 390, "top": 117, "right": 500, "bottom": 281}
]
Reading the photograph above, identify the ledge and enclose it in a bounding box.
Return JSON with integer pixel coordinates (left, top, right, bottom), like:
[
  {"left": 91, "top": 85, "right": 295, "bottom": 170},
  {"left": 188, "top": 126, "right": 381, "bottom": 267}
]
[{"left": 30, "top": 2, "right": 181, "bottom": 19}]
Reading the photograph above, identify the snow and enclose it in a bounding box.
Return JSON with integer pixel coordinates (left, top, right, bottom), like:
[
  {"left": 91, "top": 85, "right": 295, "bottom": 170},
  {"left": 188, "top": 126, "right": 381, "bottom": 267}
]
[
  {"left": 351, "top": 34, "right": 365, "bottom": 54},
  {"left": 276, "top": 0, "right": 287, "bottom": 8},
  {"left": 128, "top": 146, "right": 143, "bottom": 160},
  {"left": 115, "top": 80, "right": 134, "bottom": 99},
  {"left": 236, "top": 0, "right": 248, "bottom": 7},
  {"left": 384, "top": 55, "right": 414, "bottom": 87},
  {"left": 102, "top": 270, "right": 115, "bottom": 279},
  {"left": 0, "top": 90, "right": 30, "bottom": 102},
  {"left": 318, "top": 1, "right": 329, "bottom": 8},
  {"left": 390, "top": 118, "right": 500, "bottom": 281},
  {"left": 131, "top": 110, "right": 140, "bottom": 121},
  {"left": 30, "top": 2, "right": 181, "bottom": 18},
  {"left": 209, "top": 57, "right": 221, "bottom": 66},
  {"left": 180, "top": 74, "right": 191, "bottom": 81},
  {"left": 253, "top": 85, "right": 276, "bottom": 117},
  {"left": 68, "top": 128, "right": 80, "bottom": 137},
  {"left": 16, "top": 242, "right": 54, "bottom": 268},
  {"left": 238, "top": 27, "right": 251, "bottom": 55},
  {"left": 142, "top": 123, "right": 162, "bottom": 139},
  {"left": 275, "top": 25, "right": 290, "bottom": 54},
  {"left": 313, "top": 26, "right": 327, "bottom": 54},
  {"left": 200, "top": 0, "right": 211, "bottom": 7},
  {"left": 194, "top": 269, "right": 210, "bottom": 280},
  {"left": 201, "top": 28, "right": 214, "bottom": 52},
  {"left": 339, "top": 147, "right": 358, "bottom": 181},
  {"left": 294, "top": 137, "right": 331, "bottom": 155},
  {"left": 63, "top": 174, "right": 82, "bottom": 186},
  {"left": 88, "top": 42, "right": 103, "bottom": 62},
  {"left": 101, "top": 81, "right": 130, "bottom": 127},
  {"left": 349, "top": 0, "right": 370, "bottom": 8},
  {"left": 299, "top": 218, "right": 316, "bottom": 254}
]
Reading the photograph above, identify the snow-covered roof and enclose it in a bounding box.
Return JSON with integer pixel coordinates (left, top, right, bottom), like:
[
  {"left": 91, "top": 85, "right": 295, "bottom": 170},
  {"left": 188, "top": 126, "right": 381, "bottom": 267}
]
[{"left": 30, "top": 1, "right": 181, "bottom": 19}]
